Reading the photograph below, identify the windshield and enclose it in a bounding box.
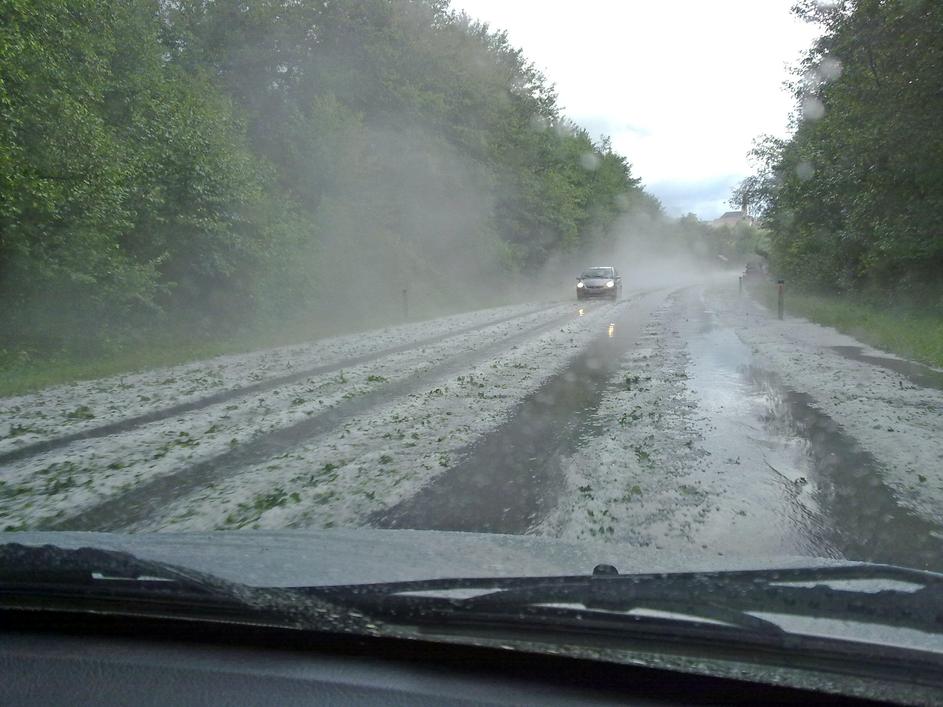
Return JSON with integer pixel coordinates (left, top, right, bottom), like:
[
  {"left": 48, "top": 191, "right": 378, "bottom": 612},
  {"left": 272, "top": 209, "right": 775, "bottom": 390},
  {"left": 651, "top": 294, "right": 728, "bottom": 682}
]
[
  {"left": 580, "top": 268, "right": 614, "bottom": 279},
  {"left": 2, "top": 0, "right": 942, "bottom": 694}
]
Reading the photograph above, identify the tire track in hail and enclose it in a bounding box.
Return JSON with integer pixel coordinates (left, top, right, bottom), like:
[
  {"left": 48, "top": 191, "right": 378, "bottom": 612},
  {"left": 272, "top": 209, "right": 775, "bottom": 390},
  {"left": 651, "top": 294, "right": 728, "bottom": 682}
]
[
  {"left": 371, "top": 289, "right": 673, "bottom": 534},
  {"left": 0, "top": 303, "right": 560, "bottom": 467},
  {"left": 51, "top": 299, "right": 628, "bottom": 531}
]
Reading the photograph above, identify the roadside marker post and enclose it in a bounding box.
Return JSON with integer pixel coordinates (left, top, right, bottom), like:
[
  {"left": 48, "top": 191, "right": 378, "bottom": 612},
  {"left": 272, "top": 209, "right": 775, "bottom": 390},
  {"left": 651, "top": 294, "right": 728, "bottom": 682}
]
[
  {"left": 777, "top": 280, "right": 784, "bottom": 320},
  {"left": 739, "top": 275, "right": 743, "bottom": 295},
  {"left": 402, "top": 288, "right": 409, "bottom": 321}
]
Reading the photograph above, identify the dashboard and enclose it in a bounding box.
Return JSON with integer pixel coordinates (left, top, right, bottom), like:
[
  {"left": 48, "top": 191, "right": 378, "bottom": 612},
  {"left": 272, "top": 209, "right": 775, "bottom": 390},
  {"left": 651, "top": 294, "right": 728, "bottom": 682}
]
[{"left": 0, "top": 614, "right": 882, "bottom": 706}]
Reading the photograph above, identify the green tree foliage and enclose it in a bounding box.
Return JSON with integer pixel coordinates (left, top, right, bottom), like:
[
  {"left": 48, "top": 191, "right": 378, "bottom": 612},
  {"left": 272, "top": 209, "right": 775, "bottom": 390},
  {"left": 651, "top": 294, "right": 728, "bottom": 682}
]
[
  {"left": 736, "top": 0, "right": 943, "bottom": 299},
  {"left": 1, "top": 0, "right": 155, "bottom": 349},
  {"left": 665, "top": 214, "right": 764, "bottom": 264},
  {"left": 0, "top": 0, "right": 267, "bottom": 352},
  {"left": 1, "top": 0, "right": 656, "bottom": 357}
]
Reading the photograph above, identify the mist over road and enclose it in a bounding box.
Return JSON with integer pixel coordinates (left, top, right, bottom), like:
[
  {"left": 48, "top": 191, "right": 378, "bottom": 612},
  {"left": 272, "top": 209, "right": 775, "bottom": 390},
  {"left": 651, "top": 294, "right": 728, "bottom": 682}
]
[{"left": 2, "top": 277, "right": 942, "bottom": 570}]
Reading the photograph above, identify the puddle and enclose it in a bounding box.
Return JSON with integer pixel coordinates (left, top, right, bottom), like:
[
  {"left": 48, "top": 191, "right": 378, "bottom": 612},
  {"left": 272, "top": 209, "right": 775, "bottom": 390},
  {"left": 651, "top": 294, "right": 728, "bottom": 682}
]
[
  {"left": 752, "top": 370, "right": 943, "bottom": 572},
  {"left": 829, "top": 346, "right": 943, "bottom": 390},
  {"left": 686, "top": 326, "right": 838, "bottom": 559},
  {"left": 375, "top": 287, "right": 943, "bottom": 571},
  {"left": 688, "top": 296, "right": 943, "bottom": 570}
]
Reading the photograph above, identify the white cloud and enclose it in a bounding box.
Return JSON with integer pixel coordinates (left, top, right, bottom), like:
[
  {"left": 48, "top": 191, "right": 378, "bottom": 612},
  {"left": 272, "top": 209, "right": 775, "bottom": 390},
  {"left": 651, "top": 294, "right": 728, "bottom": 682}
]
[{"left": 451, "top": 0, "right": 820, "bottom": 218}]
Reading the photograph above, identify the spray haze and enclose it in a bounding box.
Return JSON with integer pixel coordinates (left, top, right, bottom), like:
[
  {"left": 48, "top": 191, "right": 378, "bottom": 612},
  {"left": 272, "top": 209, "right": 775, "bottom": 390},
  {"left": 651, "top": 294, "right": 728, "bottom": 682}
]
[
  {"left": 0, "top": 0, "right": 756, "bottom": 372},
  {"left": 536, "top": 206, "right": 754, "bottom": 302}
]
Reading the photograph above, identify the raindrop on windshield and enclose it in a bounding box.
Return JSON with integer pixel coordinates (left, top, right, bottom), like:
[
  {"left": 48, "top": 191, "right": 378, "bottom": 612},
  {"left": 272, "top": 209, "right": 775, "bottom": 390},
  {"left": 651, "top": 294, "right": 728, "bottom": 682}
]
[
  {"left": 818, "top": 56, "right": 843, "bottom": 82},
  {"left": 580, "top": 152, "right": 600, "bottom": 171},
  {"left": 802, "top": 96, "right": 826, "bottom": 121}
]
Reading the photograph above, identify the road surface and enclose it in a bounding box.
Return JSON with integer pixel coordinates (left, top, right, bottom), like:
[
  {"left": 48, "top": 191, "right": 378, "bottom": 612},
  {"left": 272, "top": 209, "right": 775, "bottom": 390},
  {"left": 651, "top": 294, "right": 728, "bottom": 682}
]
[{"left": 2, "top": 278, "right": 942, "bottom": 570}]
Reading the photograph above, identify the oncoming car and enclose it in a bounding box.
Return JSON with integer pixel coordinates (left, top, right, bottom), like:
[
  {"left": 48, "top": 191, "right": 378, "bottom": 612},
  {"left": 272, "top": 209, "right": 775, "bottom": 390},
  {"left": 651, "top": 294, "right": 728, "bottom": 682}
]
[{"left": 576, "top": 266, "right": 622, "bottom": 300}]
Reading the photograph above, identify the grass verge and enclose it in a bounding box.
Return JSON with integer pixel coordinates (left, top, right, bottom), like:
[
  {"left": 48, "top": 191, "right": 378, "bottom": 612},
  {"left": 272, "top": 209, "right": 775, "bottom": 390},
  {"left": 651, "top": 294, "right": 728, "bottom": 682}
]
[
  {"left": 0, "top": 329, "right": 318, "bottom": 399},
  {"left": 0, "top": 293, "right": 520, "bottom": 398},
  {"left": 748, "top": 280, "right": 943, "bottom": 368}
]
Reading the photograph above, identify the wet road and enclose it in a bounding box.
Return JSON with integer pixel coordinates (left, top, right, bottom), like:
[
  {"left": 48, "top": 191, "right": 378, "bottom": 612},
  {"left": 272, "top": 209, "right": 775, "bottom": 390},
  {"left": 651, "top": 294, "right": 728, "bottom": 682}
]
[
  {"left": 372, "top": 290, "right": 669, "bottom": 533},
  {"left": 53, "top": 303, "right": 586, "bottom": 531},
  {"left": 683, "top": 291, "right": 943, "bottom": 570},
  {"left": 4, "top": 279, "right": 943, "bottom": 571},
  {"left": 375, "top": 286, "right": 943, "bottom": 570}
]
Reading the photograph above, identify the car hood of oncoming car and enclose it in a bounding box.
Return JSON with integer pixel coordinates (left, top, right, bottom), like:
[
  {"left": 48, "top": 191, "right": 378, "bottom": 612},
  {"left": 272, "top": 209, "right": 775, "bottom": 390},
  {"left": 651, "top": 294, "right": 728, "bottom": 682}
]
[{"left": 2, "top": 529, "right": 848, "bottom": 587}]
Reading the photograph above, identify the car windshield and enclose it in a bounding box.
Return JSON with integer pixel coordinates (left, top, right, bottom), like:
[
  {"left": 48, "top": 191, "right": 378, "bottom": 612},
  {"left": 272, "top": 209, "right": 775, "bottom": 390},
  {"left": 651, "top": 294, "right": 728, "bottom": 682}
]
[
  {"left": 581, "top": 269, "right": 614, "bottom": 279},
  {"left": 2, "top": 0, "right": 943, "bottom": 696}
]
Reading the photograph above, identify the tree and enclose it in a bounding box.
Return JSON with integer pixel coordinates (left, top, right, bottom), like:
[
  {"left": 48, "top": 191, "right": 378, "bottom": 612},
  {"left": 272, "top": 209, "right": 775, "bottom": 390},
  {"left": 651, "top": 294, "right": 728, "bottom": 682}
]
[
  {"left": 1, "top": 0, "right": 659, "bottom": 357},
  {"left": 739, "top": 0, "right": 943, "bottom": 297}
]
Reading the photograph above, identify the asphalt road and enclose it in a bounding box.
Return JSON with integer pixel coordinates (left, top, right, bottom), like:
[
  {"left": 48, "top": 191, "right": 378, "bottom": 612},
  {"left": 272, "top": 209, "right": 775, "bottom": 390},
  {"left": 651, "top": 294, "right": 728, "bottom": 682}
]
[
  {"left": 371, "top": 290, "right": 670, "bottom": 533},
  {"left": 3, "top": 279, "right": 942, "bottom": 570}
]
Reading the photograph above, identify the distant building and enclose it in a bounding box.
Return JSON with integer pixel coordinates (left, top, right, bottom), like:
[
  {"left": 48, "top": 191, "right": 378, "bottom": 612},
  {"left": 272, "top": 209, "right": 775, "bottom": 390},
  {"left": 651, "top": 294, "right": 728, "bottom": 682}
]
[{"left": 711, "top": 209, "right": 753, "bottom": 228}]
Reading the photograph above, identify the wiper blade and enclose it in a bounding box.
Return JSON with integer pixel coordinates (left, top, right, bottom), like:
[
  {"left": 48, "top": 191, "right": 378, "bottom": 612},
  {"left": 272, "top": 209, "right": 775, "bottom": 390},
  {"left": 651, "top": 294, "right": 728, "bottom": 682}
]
[
  {"left": 0, "top": 543, "right": 254, "bottom": 615},
  {"left": 0, "top": 543, "right": 374, "bottom": 636},
  {"left": 461, "top": 564, "right": 943, "bottom": 633},
  {"left": 303, "top": 564, "right": 943, "bottom": 690},
  {"left": 303, "top": 563, "right": 943, "bottom": 639}
]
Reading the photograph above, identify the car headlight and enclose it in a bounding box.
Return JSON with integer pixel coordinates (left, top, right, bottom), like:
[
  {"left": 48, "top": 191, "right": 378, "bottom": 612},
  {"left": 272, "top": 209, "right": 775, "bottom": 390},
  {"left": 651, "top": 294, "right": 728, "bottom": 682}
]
[
  {"left": 576, "top": 281, "right": 584, "bottom": 288},
  {"left": 605, "top": 280, "right": 614, "bottom": 288}
]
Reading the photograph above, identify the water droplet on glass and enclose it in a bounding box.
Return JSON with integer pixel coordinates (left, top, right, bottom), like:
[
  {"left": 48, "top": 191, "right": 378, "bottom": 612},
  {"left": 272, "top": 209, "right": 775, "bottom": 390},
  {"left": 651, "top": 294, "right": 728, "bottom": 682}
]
[
  {"left": 580, "top": 152, "right": 600, "bottom": 171},
  {"left": 529, "top": 114, "right": 549, "bottom": 131},
  {"left": 554, "top": 122, "right": 573, "bottom": 138},
  {"left": 796, "top": 161, "right": 815, "bottom": 181},
  {"left": 818, "top": 56, "right": 842, "bottom": 82},
  {"left": 802, "top": 96, "right": 826, "bottom": 121}
]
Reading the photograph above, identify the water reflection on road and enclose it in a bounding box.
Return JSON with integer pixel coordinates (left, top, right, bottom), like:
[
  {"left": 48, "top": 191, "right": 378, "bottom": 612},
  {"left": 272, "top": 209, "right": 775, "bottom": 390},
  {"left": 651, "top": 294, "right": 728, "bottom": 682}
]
[
  {"left": 830, "top": 346, "right": 943, "bottom": 390},
  {"left": 374, "top": 285, "right": 943, "bottom": 570},
  {"left": 688, "top": 294, "right": 943, "bottom": 571},
  {"left": 372, "top": 293, "right": 665, "bottom": 533},
  {"left": 686, "top": 316, "right": 840, "bottom": 560}
]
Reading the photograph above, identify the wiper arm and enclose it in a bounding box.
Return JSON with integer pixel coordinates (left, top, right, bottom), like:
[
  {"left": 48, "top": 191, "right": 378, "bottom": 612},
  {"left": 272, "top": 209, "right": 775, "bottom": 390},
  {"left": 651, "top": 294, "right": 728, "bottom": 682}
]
[
  {"left": 0, "top": 543, "right": 254, "bottom": 615},
  {"left": 463, "top": 564, "right": 943, "bottom": 633},
  {"left": 306, "top": 569, "right": 782, "bottom": 643},
  {"left": 303, "top": 563, "right": 943, "bottom": 639},
  {"left": 0, "top": 544, "right": 377, "bottom": 636}
]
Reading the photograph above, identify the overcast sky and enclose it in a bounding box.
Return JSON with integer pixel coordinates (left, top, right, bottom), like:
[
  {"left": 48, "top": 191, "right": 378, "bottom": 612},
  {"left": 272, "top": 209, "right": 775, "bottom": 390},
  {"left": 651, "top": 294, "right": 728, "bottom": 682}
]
[{"left": 451, "top": 0, "right": 821, "bottom": 219}]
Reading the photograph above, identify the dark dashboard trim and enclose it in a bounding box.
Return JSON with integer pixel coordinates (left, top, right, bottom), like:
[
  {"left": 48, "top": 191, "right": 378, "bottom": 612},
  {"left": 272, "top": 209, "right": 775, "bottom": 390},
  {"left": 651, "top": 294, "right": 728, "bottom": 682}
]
[{"left": 0, "top": 607, "right": 896, "bottom": 705}]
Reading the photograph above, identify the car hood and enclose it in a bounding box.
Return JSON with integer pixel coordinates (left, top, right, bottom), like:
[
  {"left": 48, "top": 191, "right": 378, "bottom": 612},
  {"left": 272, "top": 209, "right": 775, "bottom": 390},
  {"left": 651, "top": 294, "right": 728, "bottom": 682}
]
[
  {"left": 580, "top": 277, "right": 612, "bottom": 287},
  {"left": 3, "top": 529, "right": 847, "bottom": 587}
]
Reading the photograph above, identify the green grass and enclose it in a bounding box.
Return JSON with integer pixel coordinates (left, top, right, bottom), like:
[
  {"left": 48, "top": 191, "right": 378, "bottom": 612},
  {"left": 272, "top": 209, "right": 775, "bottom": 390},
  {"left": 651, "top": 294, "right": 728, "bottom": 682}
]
[
  {"left": 0, "top": 293, "right": 519, "bottom": 398},
  {"left": 748, "top": 282, "right": 943, "bottom": 368},
  {"left": 0, "top": 333, "right": 292, "bottom": 399}
]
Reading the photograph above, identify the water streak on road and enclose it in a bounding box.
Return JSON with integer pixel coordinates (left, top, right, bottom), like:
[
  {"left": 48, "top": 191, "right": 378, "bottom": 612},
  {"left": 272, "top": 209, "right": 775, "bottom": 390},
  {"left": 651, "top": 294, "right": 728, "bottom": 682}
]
[
  {"left": 753, "top": 371, "right": 943, "bottom": 572},
  {"left": 52, "top": 301, "right": 603, "bottom": 531},
  {"left": 689, "top": 292, "right": 943, "bottom": 569},
  {"left": 371, "top": 290, "right": 673, "bottom": 533},
  {"left": 0, "top": 302, "right": 561, "bottom": 467},
  {"left": 683, "top": 294, "right": 840, "bottom": 560},
  {"left": 829, "top": 346, "right": 943, "bottom": 390}
]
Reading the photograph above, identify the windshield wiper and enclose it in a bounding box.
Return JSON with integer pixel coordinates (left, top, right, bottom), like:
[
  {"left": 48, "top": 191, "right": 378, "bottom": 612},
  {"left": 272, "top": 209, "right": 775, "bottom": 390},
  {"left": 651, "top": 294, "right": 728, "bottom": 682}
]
[
  {"left": 8, "top": 544, "right": 941, "bottom": 640},
  {"left": 0, "top": 543, "right": 373, "bottom": 635},
  {"left": 300, "top": 563, "right": 943, "bottom": 660},
  {"left": 0, "top": 543, "right": 259, "bottom": 617},
  {"left": 6, "top": 544, "right": 943, "bottom": 679}
]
